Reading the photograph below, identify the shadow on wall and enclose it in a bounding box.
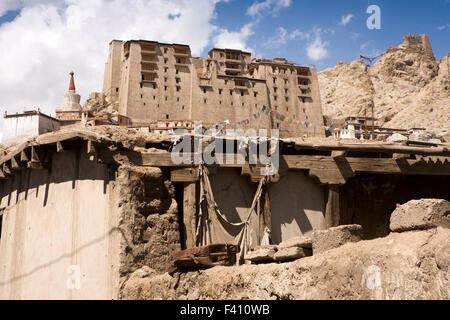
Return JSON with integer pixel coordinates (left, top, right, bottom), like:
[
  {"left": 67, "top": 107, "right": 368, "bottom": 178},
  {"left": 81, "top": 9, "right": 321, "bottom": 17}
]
[
  {"left": 209, "top": 168, "right": 257, "bottom": 224},
  {"left": 268, "top": 171, "right": 326, "bottom": 244},
  {"left": 0, "top": 146, "right": 113, "bottom": 209},
  {"left": 339, "top": 174, "right": 450, "bottom": 239},
  {"left": 0, "top": 226, "right": 128, "bottom": 288}
]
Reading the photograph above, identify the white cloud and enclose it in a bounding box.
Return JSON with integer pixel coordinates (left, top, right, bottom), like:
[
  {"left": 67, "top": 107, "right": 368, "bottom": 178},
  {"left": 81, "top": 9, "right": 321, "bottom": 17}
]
[
  {"left": 0, "top": 0, "right": 225, "bottom": 125},
  {"left": 247, "top": 0, "right": 291, "bottom": 17},
  {"left": 213, "top": 22, "right": 255, "bottom": 52},
  {"left": 437, "top": 23, "right": 450, "bottom": 30},
  {"left": 360, "top": 40, "right": 373, "bottom": 50},
  {"left": 306, "top": 29, "right": 328, "bottom": 61},
  {"left": 339, "top": 14, "right": 353, "bottom": 26},
  {"left": 263, "top": 26, "right": 309, "bottom": 47},
  {"left": 351, "top": 32, "right": 360, "bottom": 40}
]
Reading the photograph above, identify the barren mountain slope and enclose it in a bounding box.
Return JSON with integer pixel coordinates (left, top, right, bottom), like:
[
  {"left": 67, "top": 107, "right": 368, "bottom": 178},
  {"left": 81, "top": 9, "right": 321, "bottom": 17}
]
[{"left": 319, "top": 34, "right": 450, "bottom": 130}]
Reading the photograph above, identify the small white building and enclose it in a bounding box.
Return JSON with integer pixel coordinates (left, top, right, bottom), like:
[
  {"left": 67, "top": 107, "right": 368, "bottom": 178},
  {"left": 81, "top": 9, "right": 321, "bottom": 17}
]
[{"left": 2, "top": 110, "right": 60, "bottom": 143}]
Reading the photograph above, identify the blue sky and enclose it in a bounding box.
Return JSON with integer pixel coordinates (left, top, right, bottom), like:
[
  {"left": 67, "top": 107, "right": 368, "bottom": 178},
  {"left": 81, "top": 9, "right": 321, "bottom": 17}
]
[
  {"left": 210, "top": 0, "right": 450, "bottom": 69},
  {"left": 0, "top": 0, "right": 448, "bottom": 130}
]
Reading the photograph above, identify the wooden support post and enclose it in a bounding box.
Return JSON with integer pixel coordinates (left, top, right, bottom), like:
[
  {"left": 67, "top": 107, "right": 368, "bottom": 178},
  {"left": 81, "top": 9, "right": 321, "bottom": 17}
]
[
  {"left": 325, "top": 184, "right": 340, "bottom": 229},
  {"left": 2, "top": 162, "right": 12, "bottom": 175},
  {"left": 28, "top": 146, "right": 43, "bottom": 169},
  {"left": 56, "top": 141, "right": 64, "bottom": 153},
  {"left": 260, "top": 188, "right": 272, "bottom": 243},
  {"left": 183, "top": 182, "right": 197, "bottom": 249},
  {"left": 31, "top": 146, "right": 40, "bottom": 162},
  {"left": 87, "top": 140, "right": 96, "bottom": 154},
  {"left": 20, "top": 150, "right": 29, "bottom": 162},
  {"left": 11, "top": 156, "right": 21, "bottom": 170}
]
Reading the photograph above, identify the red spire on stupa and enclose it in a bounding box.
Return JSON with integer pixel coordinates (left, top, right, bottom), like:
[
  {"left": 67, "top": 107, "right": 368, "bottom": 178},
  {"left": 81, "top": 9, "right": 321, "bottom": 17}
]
[{"left": 69, "top": 71, "right": 75, "bottom": 92}]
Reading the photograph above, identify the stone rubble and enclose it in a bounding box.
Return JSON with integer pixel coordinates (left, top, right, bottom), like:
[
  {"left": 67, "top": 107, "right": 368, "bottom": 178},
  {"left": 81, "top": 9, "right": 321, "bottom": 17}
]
[{"left": 390, "top": 199, "right": 450, "bottom": 232}]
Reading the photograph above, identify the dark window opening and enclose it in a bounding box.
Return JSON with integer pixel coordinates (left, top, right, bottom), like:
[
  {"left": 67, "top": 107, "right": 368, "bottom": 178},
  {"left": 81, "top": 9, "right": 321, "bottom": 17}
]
[
  {"left": 219, "top": 89, "right": 222, "bottom": 95},
  {"left": 166, "top": 114, "right": 169, "bottom": 119},
  {"left": 116, "top": 88, "right": 119, "bottom": 93}
]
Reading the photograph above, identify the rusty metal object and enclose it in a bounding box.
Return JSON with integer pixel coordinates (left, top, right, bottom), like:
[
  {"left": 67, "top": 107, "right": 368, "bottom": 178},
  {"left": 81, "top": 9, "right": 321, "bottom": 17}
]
[{"left": 168, "top": 244, "right": 239, "bottom": 275}]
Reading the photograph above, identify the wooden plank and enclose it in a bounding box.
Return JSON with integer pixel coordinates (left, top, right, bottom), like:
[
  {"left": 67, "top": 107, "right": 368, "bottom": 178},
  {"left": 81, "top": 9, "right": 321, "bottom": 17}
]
[
  {"left": 138, "top": 152, "right": 450, "bottom": 184},
  {"left": 331, "top": 150, "right": 348, "bottom": 159},
  {"left": 138, "top": 151, "right": 186, "bottom": 167},
  {"left": 0, "top": 168, "right": 6, "bottom": 179},
  {"left": 171, "top": 167, "right": 199, "bottom": 182},
  {"left": 183, "top": 182, "right": 197, "bottom": 249},
  {"left": 286, "top": 141, "right": 450, "bottom": 156},
  {"left": 325, "top": 185, "right": 340, "bottom": 228},
  {"left": 393, "top": 153, "right": 410, "bottom": 160}
]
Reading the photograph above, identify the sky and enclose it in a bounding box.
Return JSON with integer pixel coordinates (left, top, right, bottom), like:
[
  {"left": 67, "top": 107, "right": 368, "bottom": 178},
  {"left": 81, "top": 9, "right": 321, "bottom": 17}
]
[{"left": 0, "top": 0, "right": 449, "bottom": 140}]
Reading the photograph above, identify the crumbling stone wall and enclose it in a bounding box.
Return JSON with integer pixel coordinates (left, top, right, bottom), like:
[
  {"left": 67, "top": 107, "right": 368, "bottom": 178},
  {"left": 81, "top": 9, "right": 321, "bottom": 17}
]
[{"left": 116, "top": 165, "right": 181, "bottom": 292}]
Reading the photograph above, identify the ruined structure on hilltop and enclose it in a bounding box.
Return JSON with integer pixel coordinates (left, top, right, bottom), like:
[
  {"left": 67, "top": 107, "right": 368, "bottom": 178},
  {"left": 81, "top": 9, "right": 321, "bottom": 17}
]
[{"left": 101, "top": 40, "right": 324, "bottom": 137}]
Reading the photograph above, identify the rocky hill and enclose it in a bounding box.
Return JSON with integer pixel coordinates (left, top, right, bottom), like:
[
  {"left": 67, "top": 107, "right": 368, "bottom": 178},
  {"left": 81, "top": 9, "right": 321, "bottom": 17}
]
[{"left": 319, "top": 34, "right": 450, "bottom": 131}]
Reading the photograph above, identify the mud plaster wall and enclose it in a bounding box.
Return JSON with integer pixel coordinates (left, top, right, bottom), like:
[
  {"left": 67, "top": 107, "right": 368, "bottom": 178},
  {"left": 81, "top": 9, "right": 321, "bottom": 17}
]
[
  {"left": 268, "top": 171, "right": 326, "bottom": 244},
  {"left": 116, "top": 165, "right": 181, "bottom": 291},
  {"left": 0, "top": 148, "right": 121, "bottom": 299},
  {"left": 339, "top": 174, "right": 450, "bottom": 239}
]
